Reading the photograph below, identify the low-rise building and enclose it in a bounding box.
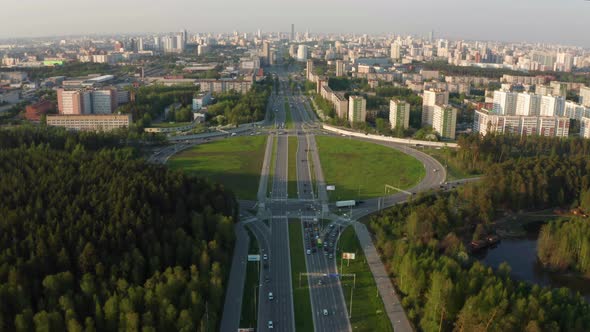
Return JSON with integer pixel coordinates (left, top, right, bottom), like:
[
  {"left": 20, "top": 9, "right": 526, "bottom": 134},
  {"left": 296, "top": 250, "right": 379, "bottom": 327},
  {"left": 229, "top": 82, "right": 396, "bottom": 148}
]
[
  {"left": 25, "top": 100, "right": 55, "bottom": 121},
  {"left": 46, "top": 114, "right": 132, "bottom": 131}
]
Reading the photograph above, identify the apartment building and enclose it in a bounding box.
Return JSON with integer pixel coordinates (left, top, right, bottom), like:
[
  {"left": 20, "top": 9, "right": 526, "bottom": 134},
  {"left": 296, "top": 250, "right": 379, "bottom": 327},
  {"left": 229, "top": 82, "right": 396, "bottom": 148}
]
[
  {"left": 422, "top": 89, "right": 449, "bottom": 126},
  {"left": 474, "top": 109, "right": 569, "bottom": 138},
  {"left": 432, "top": 105, "right": 457, "bottom": 139},
  {"left": 389, "top": 99, "right": 411, "bottom": 129},
  {"left": 348, "top": 95, "right": 366, "bottom": 124}
]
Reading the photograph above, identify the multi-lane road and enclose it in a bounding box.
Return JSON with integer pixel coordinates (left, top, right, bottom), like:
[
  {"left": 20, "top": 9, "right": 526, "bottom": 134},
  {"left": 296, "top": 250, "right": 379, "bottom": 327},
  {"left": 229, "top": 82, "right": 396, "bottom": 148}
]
[
  {"left": 288, "top": 81, "right": 352, "bottom": 332},
  {"left": 151, "top": 66, "right": 479, "bottom": 332}
]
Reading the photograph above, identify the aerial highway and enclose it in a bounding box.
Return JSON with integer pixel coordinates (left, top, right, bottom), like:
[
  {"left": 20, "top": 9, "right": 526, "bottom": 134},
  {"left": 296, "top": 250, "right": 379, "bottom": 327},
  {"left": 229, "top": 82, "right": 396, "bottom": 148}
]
[{"left": 153, "top": 65, "right": 477, "bottom": 332}]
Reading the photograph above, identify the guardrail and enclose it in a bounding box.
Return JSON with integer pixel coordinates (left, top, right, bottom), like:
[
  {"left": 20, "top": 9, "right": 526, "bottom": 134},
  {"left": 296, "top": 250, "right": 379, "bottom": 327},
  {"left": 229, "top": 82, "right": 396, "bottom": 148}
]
[{"left": 321, "top": 124, "right": 458, "bottom": 148}]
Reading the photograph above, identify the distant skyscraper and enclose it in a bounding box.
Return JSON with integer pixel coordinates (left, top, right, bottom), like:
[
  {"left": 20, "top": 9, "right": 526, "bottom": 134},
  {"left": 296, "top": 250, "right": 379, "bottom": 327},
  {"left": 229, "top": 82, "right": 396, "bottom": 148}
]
[
  {"left": 335, "top": 60, "right": 345, "bottom": 77},
  {"left": 422, "top": 89, "right": 449, "bottom": 126},
  {"left": 153, "top": 36, "right": 161, "bottom": 50},
  {"left": 297, "top": 45, "right": 308, "bottom": 62},
  {"left": 262, "top": 41, "right": 271, "bottom": 65},
  {"left": 390, "top": 99, "right": 411, "bottom": 129},
  {"left": 390, "top": 42, "right": 401, "bottom": 61},
  {"left": 348, "top": 95, "right": 367, "bottom": 124},
  {"left": 181, "top": 29, "right": 188, "bottom": 48},
  {"left": 137, "top": 37, "right": 144, "bottom": 52},
  {"left": 291, "top": 24, "right": 295, "bottom": 41},
  {"left": 429, "top": 30, "right": 434, "bottom": 42}
]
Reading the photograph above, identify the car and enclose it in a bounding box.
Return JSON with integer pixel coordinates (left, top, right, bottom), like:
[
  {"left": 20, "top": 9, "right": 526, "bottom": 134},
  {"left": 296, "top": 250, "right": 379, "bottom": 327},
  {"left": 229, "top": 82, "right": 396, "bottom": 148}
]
[
  {"left": 306, "top": 249, "right": 311, "bottom": 255},
  {"left": 323, "top": 309, "right": 329, "bottom": 316},
  {"left": 329, "top": 253, "right": 333, "bottom": 259},
  {"left": 433, "top": 168, "right": 438, "bottom": 172},
  {"left": 263, "top": 254, "right": 268, "bottom": 260},
  {"left": 268, "top": 321, "right": 274, "bottom": 329},
  {"left": 268, "top": 292, "right": 274, "bottom": 300}
]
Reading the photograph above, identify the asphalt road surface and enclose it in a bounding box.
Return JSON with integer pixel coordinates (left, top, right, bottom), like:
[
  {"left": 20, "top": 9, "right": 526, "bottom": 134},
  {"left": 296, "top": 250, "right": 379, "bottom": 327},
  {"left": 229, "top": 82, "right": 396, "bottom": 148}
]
[{"left": 289, "top": 84, "right": 352, "bottom": 332}]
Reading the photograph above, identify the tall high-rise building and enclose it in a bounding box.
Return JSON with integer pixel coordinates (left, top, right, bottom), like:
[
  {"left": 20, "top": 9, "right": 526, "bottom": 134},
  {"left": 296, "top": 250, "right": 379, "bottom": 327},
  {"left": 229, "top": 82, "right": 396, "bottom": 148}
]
[
  {"left": 306, "top": 60, "right": 314, "bottom": 80},
  {"left": 176, "top": 34, "right": 185, "bottom": 52},
  {"left": 390, "top": 42, "right": 401, "bottom": 61},
  {"left": 262, "top": 41, "right": 271, "bottom": 65},
  {"left": 153, "top": 36, "right": 161, "bottom": 50},
  {"left": 58, "top": 89, "right": 117, "bottom": 115},
  {"left": 422, "top": 89, "right": 449, "bottom": 126},
  {"left": 57, "top": 89, "right": 91, "bottom": 115},
  {"left": 540, "top": 95, "right": 565, "bottom": 117},
  {"left": 492, "top": 90, "right": 518, "bottom": 115},
  {"left": 137, "top": 38, "right": 144, "bottom": 52},
  {"left": 581, "top": 116, "right": 590, "bottom": 139},
  {"left": 291, "top": 24, "right": 295, "bottom": 41},
  {"left": 335, "top": 60, "right": 345, "bottom": 77},
  {"left": 432, "top": 105, "right": 457, "bottom": 139},
  {"left": 389, "top": 99, "right": 411, "bottom": 129},
  {"left": 297, "top": 45, "right": 308, "bottom": 61},
  {"left": 515, "top": 92, "right": 542, "bottom": 116},
  {"left": 580, "top": 86, "right": 590, "bottom": 107},
  {"left": 91, "top": 89, "right": 117, "bottom": 114},
  {"left": 348, "top": 96, "right": 366, "bottom": 124},
  {"left": 181, "top": 29, "right": 188, "bottom": 48}
]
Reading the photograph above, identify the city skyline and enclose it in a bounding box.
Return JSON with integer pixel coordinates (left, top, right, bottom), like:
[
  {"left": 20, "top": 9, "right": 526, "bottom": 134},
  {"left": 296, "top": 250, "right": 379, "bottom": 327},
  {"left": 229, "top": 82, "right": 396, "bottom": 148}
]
[{"left": 1, "top": 0, "right": 590, "bottom": 47}]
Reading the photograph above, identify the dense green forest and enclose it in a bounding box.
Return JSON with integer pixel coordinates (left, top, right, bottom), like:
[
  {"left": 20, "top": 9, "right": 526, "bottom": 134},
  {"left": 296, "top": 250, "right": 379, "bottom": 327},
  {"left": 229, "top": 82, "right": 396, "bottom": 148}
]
[
  {"left": 117, "top": 85, "right": 197, "bottom": 129},
  {"left": 369, "top": 192, "right": 590, "bottom": 331},
  {"left": 0, "top": 127, "right": 237, "bottom": 331},
  {"left": 207, "top": 82, "right": 271, "bottom": 126},
  {"left": 453, "top": 134, "right": 590, "bottom": 174},
  {"left": 538, "top": 217, "right": 590, "bottom": 276},
  {"left": 366, "top": 134, "right": 590, "bottom": 331}
]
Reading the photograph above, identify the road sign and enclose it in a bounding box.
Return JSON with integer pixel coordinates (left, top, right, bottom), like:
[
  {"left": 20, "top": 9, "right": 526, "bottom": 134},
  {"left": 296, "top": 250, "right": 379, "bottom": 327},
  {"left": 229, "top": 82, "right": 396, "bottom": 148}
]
[
  {"left": 342, "top": 252, "right": 356, "bottom": 260},
  {"left": 326, "top": 185, "right": 336, "bottom": 191},
  {"left": 247, "top": 255, "right": 260, "bottom": 262}
]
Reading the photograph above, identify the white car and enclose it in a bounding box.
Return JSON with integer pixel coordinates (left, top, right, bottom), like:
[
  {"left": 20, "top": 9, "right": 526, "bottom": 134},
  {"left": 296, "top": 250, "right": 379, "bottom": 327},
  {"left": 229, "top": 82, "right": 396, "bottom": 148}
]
[
  {"left": 323, "top": 309, "right": 329, "bottom": 316},
  {"left": 268, "top": 321, "right": 274, "bottom": 329},
  {"left": 263, "top": 254, "right": 268, "bottom": 260},
  {"left": 268, "top": 292, "right": 274, "bottom": 300},
  {"left": 306, "top": 249, "right": 311, "bottom": 255}
]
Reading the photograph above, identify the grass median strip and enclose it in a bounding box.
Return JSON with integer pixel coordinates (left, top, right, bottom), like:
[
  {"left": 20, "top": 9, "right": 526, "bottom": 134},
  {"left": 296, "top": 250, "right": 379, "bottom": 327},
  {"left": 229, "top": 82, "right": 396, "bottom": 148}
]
[
  {"left": 168, "top": 136, "right": 266, "bottom": 200},
  {"left": 337, "top": 226, "right": 393, "bottom": 332},
  {"left": 288, "top": 221, "right": 314, "bottom": 332},
  {"left": 268, "top": 135, "right": 278, "bottom": 196},
  {"left": 240, "top": 228, "right": 260, "bottom": 328},
  {"left": 288, "top": 136, "right": 298, "bottom": 198},
  {"left": 285, "top": 98, "right": 293, "bottom": 129},
  {"left": 316, "top": 136, "right": 425, "bottom": 201}
]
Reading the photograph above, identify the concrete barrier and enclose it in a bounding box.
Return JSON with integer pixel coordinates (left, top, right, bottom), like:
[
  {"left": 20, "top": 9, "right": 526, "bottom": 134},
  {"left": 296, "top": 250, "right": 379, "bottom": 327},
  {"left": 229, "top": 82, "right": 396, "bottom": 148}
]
[{"left": 321, "top": 124, "right": 458, "bottom": 148}]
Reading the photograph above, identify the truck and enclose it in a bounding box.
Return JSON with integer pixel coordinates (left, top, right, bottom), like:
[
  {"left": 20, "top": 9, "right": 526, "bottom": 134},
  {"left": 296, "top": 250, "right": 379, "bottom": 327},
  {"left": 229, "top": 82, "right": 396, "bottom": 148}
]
[{"left": 335, "top": 200, "right": 356, "bottom": 208}]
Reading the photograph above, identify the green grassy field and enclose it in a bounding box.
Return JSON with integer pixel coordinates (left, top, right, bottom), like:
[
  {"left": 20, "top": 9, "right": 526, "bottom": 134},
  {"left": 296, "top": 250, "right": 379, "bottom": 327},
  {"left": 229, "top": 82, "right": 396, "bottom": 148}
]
[
  {"left": 315, "top": 136, "right": 425, "bottom": 201},
  {"left": 288, "top": 136, "right": 298, "bottom": 198},
  {"left": 240, "top": 228, "right": 260, "bottom": 328},
  {"left": 150, "top": 121, "right": 193, "bottom": 128},
  {"left": 268, "top": 136, "right": 278, "bottom": 196},
  {"left": 285, "top": 99, "right": 294, "bottom": 129},
  {"left": 338, "top": 226, "right": 393, "bottom": 332},
  {"left": 168, "top": 136, "right": 266, "bottom": 200},
  {"left": 288, "top": 221, "right": 314, "bottom": 332},
  {"left": 422, "top": 147, "right": 481, "bottom": 181}
]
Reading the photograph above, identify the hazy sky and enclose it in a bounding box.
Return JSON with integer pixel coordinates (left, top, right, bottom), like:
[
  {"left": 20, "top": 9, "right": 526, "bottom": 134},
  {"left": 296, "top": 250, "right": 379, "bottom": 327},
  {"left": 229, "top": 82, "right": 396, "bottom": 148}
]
[{"left": 1, "top": 0, "right": 589, "bottom": 47}]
